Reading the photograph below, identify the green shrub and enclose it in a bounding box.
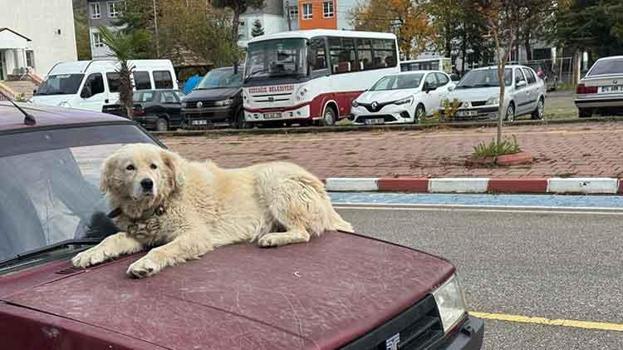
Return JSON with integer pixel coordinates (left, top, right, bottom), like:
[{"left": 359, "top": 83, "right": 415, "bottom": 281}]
[{"left": 473, "top": 135, "right": 521, "bottom": 157}]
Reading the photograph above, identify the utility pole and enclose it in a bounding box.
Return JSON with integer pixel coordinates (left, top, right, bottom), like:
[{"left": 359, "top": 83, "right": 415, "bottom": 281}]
[
  {"left": 153, "top": 0, "right": 160, "bottom": 58},
  {"left": 285, "top": 1, "right": 292, "bottom": 31}
]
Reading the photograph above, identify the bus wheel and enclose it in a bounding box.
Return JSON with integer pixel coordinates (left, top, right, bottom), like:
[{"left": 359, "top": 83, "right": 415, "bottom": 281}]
[{"left": 322, "top": 106, "right": 337, "bottom": 126}]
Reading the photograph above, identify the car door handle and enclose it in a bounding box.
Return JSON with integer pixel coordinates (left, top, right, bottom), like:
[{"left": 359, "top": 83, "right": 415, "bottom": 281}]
[{"left": 105, "top": 99, "right": 109, "bottom": 103}]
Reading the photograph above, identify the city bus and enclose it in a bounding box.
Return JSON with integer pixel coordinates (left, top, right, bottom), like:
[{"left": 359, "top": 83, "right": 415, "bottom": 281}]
[{"left": 242, "top": 30, "right": 400, "bottom": 126}]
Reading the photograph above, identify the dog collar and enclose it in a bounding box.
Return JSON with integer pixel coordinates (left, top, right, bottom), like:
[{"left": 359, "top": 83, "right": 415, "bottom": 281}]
[{"left": 107, "top": 205, "right": 166, "bottom": 220}]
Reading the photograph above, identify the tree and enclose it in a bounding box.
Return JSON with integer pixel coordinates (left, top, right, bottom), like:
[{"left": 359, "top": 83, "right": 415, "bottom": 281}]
[
  {"left": 212, "top": 0, "right": 265, "bottom": 44},
  {"left": 351, "top": 0, "right": 434, "bottom": 59},
  {"left": 98, "top": 26, "right": 150, "bottom": 118},
  {"left": 251, "top": 19, "right": 264, "bottom": 37},
  {"left": 73, "top": 1, "right": 92, "bottom": 60}
]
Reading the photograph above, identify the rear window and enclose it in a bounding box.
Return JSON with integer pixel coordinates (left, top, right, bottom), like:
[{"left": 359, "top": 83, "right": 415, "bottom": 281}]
[
  {"left": 153, "top": 70, "right": 173, "bottom": 89},
  {"left": 588, "top": 59, "right": 623, "bottom": 76},
  {"left": 522, "top": 68, "right": 537, "bottom": 84},
  {"left": 133, "top": 71, "right": 152, "bottom": 90}
]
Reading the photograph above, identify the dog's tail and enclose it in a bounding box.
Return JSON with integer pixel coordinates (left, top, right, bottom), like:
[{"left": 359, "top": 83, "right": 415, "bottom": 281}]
[{"left": 331, "top": 212, "right": 354, "bottom": 233}]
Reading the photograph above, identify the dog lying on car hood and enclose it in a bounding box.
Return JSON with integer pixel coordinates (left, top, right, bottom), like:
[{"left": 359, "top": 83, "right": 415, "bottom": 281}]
[{"left": 72, "top": 143, "right": 353, "bottom": 278}]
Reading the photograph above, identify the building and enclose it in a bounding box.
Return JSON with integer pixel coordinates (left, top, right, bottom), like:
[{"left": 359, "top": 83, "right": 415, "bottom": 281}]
[
  {"left": 298, "top": 0, "right": 337, "bottom": 30},
  {"left": 238, "top": 0, "right": 289, "bottom": 47},
  {"left": 0, "top": 0, "right": 77, "bottom": 79},
  {"left": 86, "top": 0, "right": 124, "bottom": 59}
]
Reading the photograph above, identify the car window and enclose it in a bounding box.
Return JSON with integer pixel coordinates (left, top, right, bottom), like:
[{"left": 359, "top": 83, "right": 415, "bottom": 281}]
[
  {"left": 160, "top": 91, "right": 178, "bottom": 103},
  {"left": 153, "top": 70, "right": 174, "bottom": 89},
  {"left": 515, "top": 69, "right": 526, "bottom": 85},
  {"left": 175, "top": 91, "right": 184, "bottom": 100},
  {"left": 425, "top": 73, "right": 438, "bottom": 88},
  {"left": 522, "top": 68, "right": 537, "bottom": 84},
  {"left": 106, "top": 72, "right": 120, "bottom": 93},
  {"left": 435, "top": 73, "right": 449, "bottom": 86},
  {"left": 588, "top": 59, "right": 623, "bottom": 76},
  {"left": 82, "top": 73, "right": 105, "bottom": 97},
  {"left": 133, "top": 71, "right": 152, "bottom": 90},
  {"left": 134, "top": 91, "right": 155, "bottom": 102}
]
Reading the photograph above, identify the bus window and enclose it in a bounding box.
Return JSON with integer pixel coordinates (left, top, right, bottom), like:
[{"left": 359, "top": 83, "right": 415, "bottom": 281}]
[
  {"left": 329, "top": 37, "right": 356, "bottom": 73},
  {"left": 357, "top": 39, "right": 374, "bottom": 71},
  {"left": 309, "top": 38, "right": 328, "bottom": 71},
  {"left": 372, "top": 39, "right": 397, "bottom": 69}
]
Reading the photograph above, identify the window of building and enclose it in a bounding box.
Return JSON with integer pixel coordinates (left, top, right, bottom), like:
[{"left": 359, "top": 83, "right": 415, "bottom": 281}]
[
  {"left": 108, "top": 1, "right": 121, "bottom": 18},
  {"left": 133, "top": 71, "right": 152, "bottom": 90},
  {"left": 25, "top": 50, "right": 35, "bottom": 68},
  {"left": 106, "top": 72, "right": 120, "bottom": 93},
  {"left": 302, "top": 3, "right": 312, "bottom": 20},
  {"left": 90, "top": 3, "right": 101, "bottom": 19},
  {"left": 153, "top": 70, "right": 173, "bottom": 89},
  {"left": 323, "top": 1, "right": 334, "bottom": 18},
  {"left": 289, "top": 5, "right": 298, "bottom": 18},
  {"left": 92, "top": 32, "right": 104, "bottom": 48}
]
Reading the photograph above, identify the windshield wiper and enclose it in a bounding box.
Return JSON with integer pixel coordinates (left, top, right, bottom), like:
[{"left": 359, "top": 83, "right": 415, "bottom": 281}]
[
  {"left": 243, "top": 69, "right": 269, "bottom": 83},
  {"left": 0, "top": 238, "right": 100, "bottom": 269}
]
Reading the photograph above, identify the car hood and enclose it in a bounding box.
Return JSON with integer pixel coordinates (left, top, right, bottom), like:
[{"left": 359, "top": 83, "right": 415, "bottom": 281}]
[
  {"left": 449, "top": 86, "right": 502, "bottom": 102},
  {"left": 0, "top": 232, "right": 454, "bottom": 350},
  {"left": 183, "top": 88, "right": 241, "bottom": 102},
  {"left": 357, "top": 89, "right": 419, "bottom": 103}
]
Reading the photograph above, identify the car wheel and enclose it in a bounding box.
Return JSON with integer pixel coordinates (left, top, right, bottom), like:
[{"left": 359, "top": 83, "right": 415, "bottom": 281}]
[
  {"left": 578, "top": 108, "right": 593, "bottom": 118},
  {"left": 531, "top": 98, "right": 545, "bottom": 120},
  {"left": 233, "top": 110, "right": 249, "bottom": 129},
  {"left": 414, "top": 104, "right": 425, "bottom": 123},
  {"left": 321, "top": 106, "right": 337, "bottom": 126},
  {"left": 156, "top": 117, "right": 168, "bottom": 132},
  {"left": 505, "top": 102, "right": 515, "bottom": 122}
]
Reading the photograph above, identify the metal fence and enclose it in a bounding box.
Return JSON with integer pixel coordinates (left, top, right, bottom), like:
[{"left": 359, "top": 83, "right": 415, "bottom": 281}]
[{"left": 514, "top": 57, "right": 575, "bottom": 90}]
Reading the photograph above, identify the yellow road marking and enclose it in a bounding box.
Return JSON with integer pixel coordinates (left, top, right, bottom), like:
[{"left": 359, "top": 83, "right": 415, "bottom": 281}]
[{"left": 470, "top": 311, "right": 623, "bottom": 332}]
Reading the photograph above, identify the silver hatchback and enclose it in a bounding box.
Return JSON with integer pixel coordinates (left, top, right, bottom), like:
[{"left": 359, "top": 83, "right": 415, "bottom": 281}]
[{"left": 575, "top": 56, "right": 623, "bottom": 118}]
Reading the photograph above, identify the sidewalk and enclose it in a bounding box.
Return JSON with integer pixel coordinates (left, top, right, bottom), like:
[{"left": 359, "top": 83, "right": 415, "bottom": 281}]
[{"left": 161, "top": 121, "right": 623, "bottom": 180}]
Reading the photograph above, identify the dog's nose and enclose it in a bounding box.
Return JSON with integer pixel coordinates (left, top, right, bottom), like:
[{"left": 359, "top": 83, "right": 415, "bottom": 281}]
[{"left": 141, "top": 178, "right": 154, "bottom": 191}]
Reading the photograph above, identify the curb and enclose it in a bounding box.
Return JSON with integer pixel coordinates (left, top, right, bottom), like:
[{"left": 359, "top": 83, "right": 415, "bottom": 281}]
[{"left": 325, "top": 177, "right": 623, "bottom": 195}]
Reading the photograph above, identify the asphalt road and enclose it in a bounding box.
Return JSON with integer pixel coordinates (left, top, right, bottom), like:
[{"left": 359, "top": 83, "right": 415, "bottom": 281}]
[{"left": 335, "top": 205, "right": 623, "bottom": 349}]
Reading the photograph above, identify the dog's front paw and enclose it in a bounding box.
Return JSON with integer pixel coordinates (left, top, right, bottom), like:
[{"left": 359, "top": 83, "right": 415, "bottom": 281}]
[
  {"left": 127, "top": 256, "right": 161, "bottom": 278},
  {"left": 258, "top": 233, "right": 286, "bottom": 248},
  {"left": 72, "top": 247, "right": 106, "bottom": 268}
]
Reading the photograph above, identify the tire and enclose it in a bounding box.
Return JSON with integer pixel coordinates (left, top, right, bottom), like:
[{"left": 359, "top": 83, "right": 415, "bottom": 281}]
[
  {"left": 321, "top": 105, "right": 337, "bottom": 126},
  {"left": 505, "top": 102, "right": 515, "bottom": 122},
  {"left": 232, "top": 109, "right": 249, "bottom": 129},
  {"left": 156, "top": 117, "right": 168, "bottom": 132},
  {"left": 531, "top": 97, "right": 545, "bottom": 120},
  {"left": 578, "top": 108, "right": 593, "bottom": 118},
  {"left": 414, "top": 104, "right": 425, "bottom": 123}
]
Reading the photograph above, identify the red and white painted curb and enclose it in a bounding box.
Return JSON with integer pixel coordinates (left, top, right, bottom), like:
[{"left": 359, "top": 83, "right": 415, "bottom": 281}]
[{"left": 324, "top": 177, "right": 623, "bottom": 194}]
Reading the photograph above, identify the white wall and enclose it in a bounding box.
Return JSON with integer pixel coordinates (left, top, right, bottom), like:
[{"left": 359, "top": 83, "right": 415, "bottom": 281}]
[
  {"left": 238, "top": 13, "right": 288, "bottom": 47},
  {"left": 0, "top": 0, "right": 77, "bottom": 76}
]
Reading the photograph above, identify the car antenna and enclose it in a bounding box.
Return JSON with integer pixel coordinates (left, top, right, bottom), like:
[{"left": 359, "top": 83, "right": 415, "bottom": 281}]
[{"left": 0, "top": 90, "right": 36, "bottom": 125}]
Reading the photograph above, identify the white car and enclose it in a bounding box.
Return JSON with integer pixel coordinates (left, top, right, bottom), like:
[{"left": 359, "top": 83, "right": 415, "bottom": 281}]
[
  {"left": 447, "top": 65, "right": 546, "bottom": 122},
  {"left": 350, "top": 71, "right": 454, "bottom": 125},
  {"left": 575, "top": 56, "right": 623, "bottom": 118}
]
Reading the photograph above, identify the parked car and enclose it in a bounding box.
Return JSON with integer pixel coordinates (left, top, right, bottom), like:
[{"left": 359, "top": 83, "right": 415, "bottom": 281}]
[
  {"left": 0, "top": 102, "right": 483, "bottom": 349},
  {"left": 102, "top": 89, "right": 184, "bottom": 131},
  {"left": 31, "top": 59, "right": 178, "bottom": 112},
  {"left": 446, "top": 65, "right": 546, "bottom": 121},
  {"left": 575, "top": 56, "right": 623, "bottom": 118},
  {"left": 181, "top": 67, "right": 245, "bottom": 129},
  {"left": 350, "top": 71, "right": 454, "bottom": 125}
]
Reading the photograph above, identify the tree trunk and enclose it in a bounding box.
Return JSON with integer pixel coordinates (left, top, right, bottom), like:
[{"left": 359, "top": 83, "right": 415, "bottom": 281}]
[
  {"left": 119, "top": 61, "right": 134, "bottom": 119},
  {"left": 231, "top": 8, "right": 241, "bottom": 44},
  {"left": 524, "top": 30, "right": 532, "bottom": 61}
]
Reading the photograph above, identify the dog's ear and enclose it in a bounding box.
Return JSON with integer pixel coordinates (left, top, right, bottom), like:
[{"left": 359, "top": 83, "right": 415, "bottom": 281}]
[
  {"left": 100, "top": 153, "right": 116, "bottom": 193},
  {"left": 160, "top": 149, "right": 185, "bottom": 190}
]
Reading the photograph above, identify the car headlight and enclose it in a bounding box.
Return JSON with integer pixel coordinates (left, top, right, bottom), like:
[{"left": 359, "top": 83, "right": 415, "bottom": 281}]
[
  {"left": 486, "top": 96, "right": 499, "bottom": 105},
  {"left": 214, "top": 99, "right": 234, "bottom": 106},
  {"left": 181, "top": 102, "right": 188, "bottom": 108},
  {"left": 394, "top": 97, "right": 413, "bottom": 105},
  {"left": 432, "top": 274, "right": 467, "bottom": 333},
  {"left": 58, "top": 101, "right": 71, "bottom": 108},
  {"left": 295, "top": 86, "right": 308, "bottom": 101},
  {"left": 351, "top": 100, "right": 359, "bottom": 107}
]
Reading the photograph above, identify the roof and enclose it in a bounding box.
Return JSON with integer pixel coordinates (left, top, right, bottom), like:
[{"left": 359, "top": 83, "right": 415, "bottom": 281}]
[
  {"left": 0, "top": 27, "right": 31, "bottom": 42},
  {"left": 0, "top": 102, "right": 128, "bottom": 131},
  {"left": 248, "top": 29, "right": 397, "bottom": 44}
]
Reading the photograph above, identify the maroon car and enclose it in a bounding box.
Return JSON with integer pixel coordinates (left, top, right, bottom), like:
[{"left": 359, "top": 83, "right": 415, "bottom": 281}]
[{"left": 0, "top": 102, "right": 483, "bottom": 349}]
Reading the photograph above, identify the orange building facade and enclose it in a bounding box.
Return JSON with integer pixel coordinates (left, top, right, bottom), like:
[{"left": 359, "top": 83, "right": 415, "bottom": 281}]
[{"left": 298, "top": 0, "right": 338, "bottom": 30}]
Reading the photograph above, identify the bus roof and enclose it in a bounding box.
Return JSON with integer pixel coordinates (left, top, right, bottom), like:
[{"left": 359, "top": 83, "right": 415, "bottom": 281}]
[{"left": 247, "top": 30, "right": 397, "bottom": 44}]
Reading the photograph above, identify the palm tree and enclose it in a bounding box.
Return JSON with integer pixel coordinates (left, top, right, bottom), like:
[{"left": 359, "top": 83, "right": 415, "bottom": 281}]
[{"left": 98, "top": 26, "right": 149, "bottom": 118}]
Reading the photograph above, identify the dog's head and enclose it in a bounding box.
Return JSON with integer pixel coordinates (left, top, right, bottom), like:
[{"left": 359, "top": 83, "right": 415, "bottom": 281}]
[{"left": 100, "top": 144, "right": 184, "bottom": 211}]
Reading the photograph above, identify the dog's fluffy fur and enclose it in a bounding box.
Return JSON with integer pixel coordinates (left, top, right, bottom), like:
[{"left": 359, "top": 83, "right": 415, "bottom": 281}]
[{"left": 72, "top": 143, "right": 353, "bottom": 278}]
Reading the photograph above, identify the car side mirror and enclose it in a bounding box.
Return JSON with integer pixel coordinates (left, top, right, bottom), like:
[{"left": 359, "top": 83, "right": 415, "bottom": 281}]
[
  {"left": 32, "top": 88, "right": 37, "bottom": 95},
  {"left": 516, "top": 80, "right": 527, "bottom": 88},
  {"left": 448, "top": 84, "right": 456, "bottom": 91},
  {"left": 80, "top": 86, "right": 92, "bottom": 99}
]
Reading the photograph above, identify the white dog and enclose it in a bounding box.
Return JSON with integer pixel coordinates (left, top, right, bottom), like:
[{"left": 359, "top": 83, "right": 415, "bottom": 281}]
[{"left": 72, "top": 143, "right": 353, "bottom": 278}]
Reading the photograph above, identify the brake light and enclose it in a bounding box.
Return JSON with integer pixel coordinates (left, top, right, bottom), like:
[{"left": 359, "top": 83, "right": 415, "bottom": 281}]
[{"left": 576, "top": 84, "right": 598, "bottom": 94}]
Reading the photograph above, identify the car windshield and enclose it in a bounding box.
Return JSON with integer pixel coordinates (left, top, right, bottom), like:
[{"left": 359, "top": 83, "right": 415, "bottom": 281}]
[
  {"left": 0, "top": 125, "right": 156, "bottom": 265},
  {"left": 244, "top": 38, "right": 307, "bottom": 82},
  {"left": 588, "top": 59, "right": 623, "bottom": 76},
  {"left": 370, "top": 73, "right": 424, "bottom": 91},
  {"left": 134, "top": 91, "right": 156, "bottom": 102},
  {"left": 35, "top": 74, "right": 84, "bottom": 95},
  {"left": 457, "top": 68, "right": 512, "bottom": 88},
  {"left": 195, "top": 69, "right": 242, "bottom": 89}
]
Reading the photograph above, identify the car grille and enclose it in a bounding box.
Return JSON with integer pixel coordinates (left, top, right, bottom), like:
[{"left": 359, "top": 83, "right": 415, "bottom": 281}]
[
  {"left": 471, "top": 101, "right": 487, "bottom": 107},
  {"left": 355, "top": 115, "right": 398, "bottom": 123},
  {"left": 340, "top": 294, "right": 444, "bottom": 350}
]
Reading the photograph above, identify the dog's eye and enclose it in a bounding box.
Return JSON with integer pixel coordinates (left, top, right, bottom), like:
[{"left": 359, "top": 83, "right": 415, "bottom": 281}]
[
  {"left": 126, "top": 164, "right": 135, "bottom": 171},
  {"left": 150, "top": 164, "right": 158, "bottom": 170}
]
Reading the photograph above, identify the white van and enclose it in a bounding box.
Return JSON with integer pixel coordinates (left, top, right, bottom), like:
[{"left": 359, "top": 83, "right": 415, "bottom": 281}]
[{"left": 30, "top": 60, "right": 178, "bottom": 112}]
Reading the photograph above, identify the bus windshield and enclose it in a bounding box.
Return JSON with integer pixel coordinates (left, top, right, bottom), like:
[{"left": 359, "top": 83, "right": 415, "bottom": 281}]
[{"left": 244, "top": 38, "right": 307, "bottom": 82}]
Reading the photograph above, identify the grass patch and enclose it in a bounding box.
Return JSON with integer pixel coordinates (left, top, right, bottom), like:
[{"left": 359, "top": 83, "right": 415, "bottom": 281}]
[{"left": 473, "top": 136, "right": 521, "bottom": 157}]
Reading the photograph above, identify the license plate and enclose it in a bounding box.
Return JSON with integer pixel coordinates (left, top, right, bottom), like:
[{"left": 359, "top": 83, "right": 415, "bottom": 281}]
[
  {"left": 600, "top": 85, "right": 622, "bottom": 93},
  {"left": 365, "top": 118, "right": 385, "bottom": 125},
  {"left": 456, "top": 110, "right": 478, "bottom": 117},
  {"left": 191, "top": 119, "right": 208, "bottom": 125},
  {"left": 263, "top": 112, "right": 282, "bottom": 120}
]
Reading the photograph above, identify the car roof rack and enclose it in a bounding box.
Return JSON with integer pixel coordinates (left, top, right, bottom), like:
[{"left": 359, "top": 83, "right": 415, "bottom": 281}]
[{"left": 0, "top": 90, "right": 36, "bottom": 125}]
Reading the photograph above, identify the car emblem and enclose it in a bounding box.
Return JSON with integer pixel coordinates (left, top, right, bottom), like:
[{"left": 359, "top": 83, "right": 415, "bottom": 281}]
[
  {"left": 614, "top": 80, "right": 618, "bottom": 85},
  {"left": 371, "top": 101, "right": 379, "bottom": 110},
  {"left": 268, "top": 96, "right": 275, "bottom": 102},
  {"left": 196, "top": 101, "right": 203, "bottom": 108},
  {"left": 385, "top": 333, "right": 400, "bottom": 350}
]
